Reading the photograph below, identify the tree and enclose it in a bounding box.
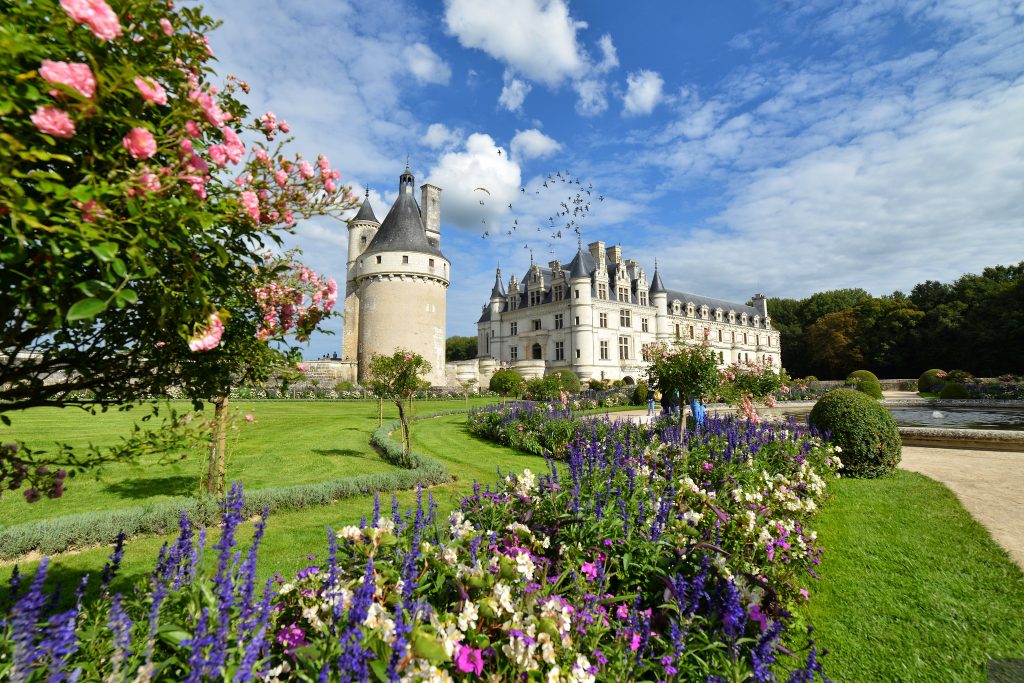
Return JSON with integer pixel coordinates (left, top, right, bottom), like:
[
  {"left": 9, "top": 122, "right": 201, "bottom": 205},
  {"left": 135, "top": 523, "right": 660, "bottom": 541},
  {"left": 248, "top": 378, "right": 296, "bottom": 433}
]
[
  {"left": 642, "top": 340, "right": 721, "bottom": 412},
  {"left": 489, "top": 369, "right": 524, "bottom": 402},
  {"left": 445, "top": 336, "right": 477, "bottom": 362},
  {"left": 0, "top": 0, "right": 356, "bottom": 499},
  {"left": 806, "top": 311, "right": 864, "bottom": 379},
  {"left": 367, "top": 351, "right": 431, "bottom": 466}
]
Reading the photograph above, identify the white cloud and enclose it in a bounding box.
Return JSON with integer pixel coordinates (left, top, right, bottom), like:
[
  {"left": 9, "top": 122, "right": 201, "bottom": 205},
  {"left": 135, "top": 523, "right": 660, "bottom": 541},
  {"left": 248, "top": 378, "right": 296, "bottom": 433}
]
[
  {"left": 574, "top": 79, "right": 608, "bottom": 116},
  {"left": 404, "top": 42, "right": 452, "bottom": 85},
  {"left": 499, "top": 70, "right": 532, "bottom": 112},
  {"left": 443, "top": 0, "right": 588, "bottom": 86},
  {"left": 425, "top": 133, "right": 522, "bottom": 230},
  {"left": 510, "top": 129, "right": 562, "bottom": 160},
  {"left": 422, "top": 123, "right": 463, "bottom": 149},
  {"left": 594, "top": 34, "right": 618, "bottom": 73},
  {"left": 623, "top": 69, "right": 665, "bottom": 116}
]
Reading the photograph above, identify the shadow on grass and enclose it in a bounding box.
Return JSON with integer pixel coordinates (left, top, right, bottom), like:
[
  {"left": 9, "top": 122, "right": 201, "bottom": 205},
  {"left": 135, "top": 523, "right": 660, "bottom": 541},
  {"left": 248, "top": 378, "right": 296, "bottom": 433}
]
[
  {"left": 311, "top": 448, "right": 372, "bottom": 458},
  {"left": 103, "top": 474, "right": 195, "bottom": 500}
]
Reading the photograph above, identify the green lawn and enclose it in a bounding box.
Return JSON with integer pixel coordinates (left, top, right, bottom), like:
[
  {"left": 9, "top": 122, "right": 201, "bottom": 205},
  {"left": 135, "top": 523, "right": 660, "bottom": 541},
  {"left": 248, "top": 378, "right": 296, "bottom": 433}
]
[
  {"left": 800, "top": 470, "right": 1024, "bottom": 682},
  {"left": 0, "top": 398, "right": 495, "bottom": 526},
  {"left": 0, "top": 410, "right": 546, "bottom": 605}
]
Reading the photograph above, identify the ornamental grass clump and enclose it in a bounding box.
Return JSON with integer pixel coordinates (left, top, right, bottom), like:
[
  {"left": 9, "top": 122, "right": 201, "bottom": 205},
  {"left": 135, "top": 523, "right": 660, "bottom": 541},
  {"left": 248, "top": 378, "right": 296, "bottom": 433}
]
[
  {"left": 1, "top": 415, "right": 840, "bottom": 681},
  {"left": 808, "top": 388, "right": 901, "bottom": 478}
]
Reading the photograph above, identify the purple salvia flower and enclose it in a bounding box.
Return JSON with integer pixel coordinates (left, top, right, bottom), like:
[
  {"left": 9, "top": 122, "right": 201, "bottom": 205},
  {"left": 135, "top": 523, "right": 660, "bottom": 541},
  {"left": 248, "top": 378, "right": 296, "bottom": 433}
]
[
  {"left": 100, "top": 530, "right": 127, "bottom": 589},
  {"left": 183, "top": 607, "right": 213, "bottom": 683},
  {"left": 10, "top": 557, "right": 50, "bottom": 683},
  {"left": 107, "top": 594, "right": 133, "bottom": 679}
]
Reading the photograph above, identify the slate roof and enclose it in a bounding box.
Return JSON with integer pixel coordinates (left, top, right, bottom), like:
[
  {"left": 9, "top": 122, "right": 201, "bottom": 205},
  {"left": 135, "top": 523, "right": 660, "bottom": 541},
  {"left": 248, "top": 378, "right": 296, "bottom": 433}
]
[
  {"left": 665, "top": 289, "right": 760, "bottom": 317},
  {"left": 351, "top": 195, "right": 378, "bottom": 224},
  {"left": 649, "top": 269, "right": 667, "bottom": 293},
  {"left": 490, "top": 269, "right": 506, "bottom": 299},
  {"left": 363, "top": 170, "right": 445, "bottom": 258}
]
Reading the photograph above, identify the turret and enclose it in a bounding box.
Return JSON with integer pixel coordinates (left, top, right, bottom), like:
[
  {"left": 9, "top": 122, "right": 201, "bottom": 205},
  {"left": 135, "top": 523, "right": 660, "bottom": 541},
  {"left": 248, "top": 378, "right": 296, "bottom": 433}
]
[
  {"left": 489, "top": 267, "right": 506, "bottom": 314},
  {"left": 342, "top": 190, "right": 380, "bottom": 361},
  {"left": 649, "top": 263, "right": 670, "bottom": 342}
]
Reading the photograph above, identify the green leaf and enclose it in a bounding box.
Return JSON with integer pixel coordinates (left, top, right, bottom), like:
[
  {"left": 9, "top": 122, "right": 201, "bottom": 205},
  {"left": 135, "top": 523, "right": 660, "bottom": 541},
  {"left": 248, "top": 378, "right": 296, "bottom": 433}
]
[
  {"left": 156, "top": 623, "right": 192, "bottom": 647},
  {"left": 111, "top": 257, "right": 127, "bottom": 277},
  {"left": 117, "top": 288, "right": 138, "bottom": 305},
  {"left": 91, "top": 242, "right": 118, "bottom": 262},
  {"left": 67, "top": 297, "right": 107, "bottom": 321},
  {"left": 411, "top": 628, "right": 449, "bottom": 664}
]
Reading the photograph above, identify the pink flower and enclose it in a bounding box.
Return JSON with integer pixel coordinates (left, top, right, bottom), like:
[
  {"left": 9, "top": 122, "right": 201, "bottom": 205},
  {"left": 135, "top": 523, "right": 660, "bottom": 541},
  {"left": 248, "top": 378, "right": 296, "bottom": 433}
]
[
  {"left": 255, "top": 148, "right": 269, "bottom": 164},
  {"left": 454, "top": 645, "right": 484, "bottom": 675},
  {"left": 208, "top": 144, "right": 227, "bottom": 167},
  {"left": 73, "top": 199, "right": 102, "bottom": 222},
  {"left": 189, "top": 89, "right": 228, "bottom": 127},
  {"left": 138, "top": 172, "right": 161, "bottom": 192},
  {"left": 245, "top": 414, "right": 254, "bottom": 423},
  {"left": 278, "top": 120, "right": 290, "bottom": 133},
  {"left": 298, "top": 160, "right": 314, "bottom": 179},
  {"left": 159, "top": 17, "right": 173, "bottom": 36},
  {"left": 324, "top": 179, "right": 336, "bottom": 193},
  {"left": 580, "top": 561, "right": 598, "bottom": 581},
  {"left": 403, "top": 354, "right": 413, "bottom": 361},
  {"left": 296, "top": 363, "right": 307, "bottom": 372},
  {"left": 749, "top": 604, "right": 768, "bottom": 632},
  {"left": 30, "top": 106, "right": 75, "bottom": 138},
  {"left": 800, "top": 588, "right": 809, "bottom": 601},
  {"left": 60, "top": 0, "right": 122, "bottom": 41},
  {"left": 188, "top": 312, "right": 224, "bottom": 352},
  {"left": 134, "top": 76, "right": 168, "bottom": 105},
  {"left": 274, "top": 170, "right": 288, "bottom": 187},
  {"left": 616, "top": 604, "right": 629, "bottom": 620},
  {"left": 185, "top": 120, "right": 201, "bottom": 138},
  {"left": 220, "top": 127, "right": 244, "bottom": 163},
  {"left": 276, "top": 623, "right": 306, "bottom": 653},
  {"left": 122, "top": 127, "right": 157, "bottom": 159},
  {"left": 324, "top": 278, "right": 338, "bottom": 311},
  {"left": 39, "top": 60, "right": 96, "bottom": 99},
  {"left": 240, "top": 190, "right": 260, "bottom": 223},
  {"left": 317, "top": 154, "right": 330, "bottom": 173},
  {"left": 629, "top": 632, "right": 642, "bottom": 651}
]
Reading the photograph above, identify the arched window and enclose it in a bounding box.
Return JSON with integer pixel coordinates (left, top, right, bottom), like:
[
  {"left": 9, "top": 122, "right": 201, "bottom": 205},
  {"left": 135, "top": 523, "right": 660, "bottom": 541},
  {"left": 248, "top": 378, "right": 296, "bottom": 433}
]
[{"left": 532, "top": 343, "right": 542, "bottom": 360}]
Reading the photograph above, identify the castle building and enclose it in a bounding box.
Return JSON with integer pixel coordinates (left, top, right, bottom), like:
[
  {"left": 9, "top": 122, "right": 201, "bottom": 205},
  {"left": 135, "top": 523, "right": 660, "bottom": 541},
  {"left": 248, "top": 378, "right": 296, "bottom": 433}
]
[
  {"left": 475, "top": 241, "right": 780, "bottom": 384},
  {"left": 341, "top": 166, "right": 449, "bottom": 386}
]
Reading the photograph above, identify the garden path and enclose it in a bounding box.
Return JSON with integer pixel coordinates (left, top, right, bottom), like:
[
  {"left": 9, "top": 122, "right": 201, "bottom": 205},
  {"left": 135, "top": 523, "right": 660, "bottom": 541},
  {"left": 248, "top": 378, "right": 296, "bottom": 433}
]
[{"left": 898, "top": 446, "right": 1024, "bottom": 570}]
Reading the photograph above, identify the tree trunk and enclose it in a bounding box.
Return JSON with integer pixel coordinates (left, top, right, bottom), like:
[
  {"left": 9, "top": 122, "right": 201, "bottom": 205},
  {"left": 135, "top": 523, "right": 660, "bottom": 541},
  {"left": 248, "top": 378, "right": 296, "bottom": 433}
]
[
  {"left": 207, "top": 396, "right": 229, "bottom": 495},
  {"left": 395, "top": 400, "right": 411, "bottom": 466},
  {"left": 377, "top": 397, "right": 383, "bottom": 427},
  {"left": 216, "top": 395, "right": 229, "bottom": 496}
]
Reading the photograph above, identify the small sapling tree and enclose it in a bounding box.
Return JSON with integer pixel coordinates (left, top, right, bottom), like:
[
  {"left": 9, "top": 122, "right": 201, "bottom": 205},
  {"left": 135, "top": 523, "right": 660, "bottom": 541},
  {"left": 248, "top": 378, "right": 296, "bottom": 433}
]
[
  {"left": 368, "top": 351, "right": 431, "bottom": 466},
  {"left": 489, "top": 369, "right": 524, "bottom": 404}
]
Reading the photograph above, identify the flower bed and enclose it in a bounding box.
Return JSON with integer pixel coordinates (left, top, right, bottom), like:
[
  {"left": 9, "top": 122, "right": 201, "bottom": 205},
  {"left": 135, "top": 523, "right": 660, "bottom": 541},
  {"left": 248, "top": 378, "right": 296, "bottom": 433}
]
[{"left": 1, "top": 413, "right": 839, "bottom": 681}]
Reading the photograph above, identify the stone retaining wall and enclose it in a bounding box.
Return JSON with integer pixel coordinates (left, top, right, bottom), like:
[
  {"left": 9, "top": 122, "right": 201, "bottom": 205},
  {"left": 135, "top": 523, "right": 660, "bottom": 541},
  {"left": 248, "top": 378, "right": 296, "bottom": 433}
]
[{"left": 898, "top": 427, "right": 1024, "bottom": 452}]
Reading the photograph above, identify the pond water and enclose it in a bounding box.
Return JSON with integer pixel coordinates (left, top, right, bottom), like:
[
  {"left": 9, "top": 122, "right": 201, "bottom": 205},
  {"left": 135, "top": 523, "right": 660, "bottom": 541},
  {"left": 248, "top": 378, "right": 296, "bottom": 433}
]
[{"left": 779, "top": 405, "right": 1024, "bottom": 431}]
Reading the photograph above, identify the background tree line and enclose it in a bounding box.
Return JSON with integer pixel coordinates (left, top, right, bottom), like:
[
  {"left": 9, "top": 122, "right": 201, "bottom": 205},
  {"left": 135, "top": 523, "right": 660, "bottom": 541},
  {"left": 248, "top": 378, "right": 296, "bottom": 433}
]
[{"left": 769, "top": 261, "right": 1024, "bottom": 379}]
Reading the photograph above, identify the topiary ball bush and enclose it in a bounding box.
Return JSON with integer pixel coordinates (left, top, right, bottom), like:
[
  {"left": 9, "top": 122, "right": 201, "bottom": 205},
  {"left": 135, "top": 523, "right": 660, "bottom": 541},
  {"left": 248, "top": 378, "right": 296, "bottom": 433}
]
[
  {"left": 547, "top": 368, "right": 581, "bottom": 393},
  {"left": 850, "top": 376, "right": 883, "bottom": 399},
  {"left": 847, "top": 369, "right": 879, "bottom": 384},
  {"left": 809, "top": 389, "right": 901, "bottom": 478},
  {"left": 918, "top": 369, "right": 945, "bottom": 392},
  {"left": 939, "top": 382, "right": 969, "bottom": 399}
]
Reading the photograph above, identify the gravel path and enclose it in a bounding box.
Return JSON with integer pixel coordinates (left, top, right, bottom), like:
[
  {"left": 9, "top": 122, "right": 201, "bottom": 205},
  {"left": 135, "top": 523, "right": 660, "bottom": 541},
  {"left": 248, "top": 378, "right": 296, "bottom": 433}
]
[{"left": 898, "top": 447, "right": 1024, "bottom": 569}]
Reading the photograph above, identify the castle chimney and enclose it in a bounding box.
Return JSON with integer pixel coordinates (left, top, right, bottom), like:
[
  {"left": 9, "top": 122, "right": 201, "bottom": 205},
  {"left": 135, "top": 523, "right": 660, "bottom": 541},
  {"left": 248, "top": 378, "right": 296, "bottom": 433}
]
[{"left": 420, "top": 183, "right": 442, "bottom": 247}]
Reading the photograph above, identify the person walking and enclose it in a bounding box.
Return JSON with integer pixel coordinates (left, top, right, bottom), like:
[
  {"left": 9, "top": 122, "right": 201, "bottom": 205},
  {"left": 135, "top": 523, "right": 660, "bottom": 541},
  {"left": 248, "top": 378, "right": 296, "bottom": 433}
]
[{"left": 647, "top": 388, "right": 659, "bottom": 416}]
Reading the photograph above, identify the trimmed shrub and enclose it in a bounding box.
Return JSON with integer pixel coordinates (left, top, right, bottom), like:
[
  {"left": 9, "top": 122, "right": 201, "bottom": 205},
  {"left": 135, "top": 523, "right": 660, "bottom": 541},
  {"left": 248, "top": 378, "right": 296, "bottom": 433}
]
[
  {"left": 918, "top": 369, "right": 946, "bottom": 392},
  {"left": 847, "top": 370, "right": 879, "bottom": 383},
  {"left": 939, "top": 382, "right": 969, "bottom": 399},
  {"left": 547, "top": 368, "right": 581, "bottom": 393},
  {"left": 809, "top": 389, "right": 901, "bottom": 478},
  {"left": 946, "top": 369, "right": 974, "bottom": 383},
  {"left": 489, "top": 368, "right": 524, "bottom": 397},
  {"left": 850, "top": 376, "right": 883, "bottom": 399},
  {"left": 631, "top": 382, "right": 649, "bottom": 406}
]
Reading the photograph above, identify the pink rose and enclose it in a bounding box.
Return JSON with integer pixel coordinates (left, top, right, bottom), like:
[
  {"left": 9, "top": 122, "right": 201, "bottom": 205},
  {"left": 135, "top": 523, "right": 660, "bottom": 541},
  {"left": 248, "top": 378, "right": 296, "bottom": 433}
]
[
  {"left": 138, "top": 172, "right": 161, "bottom": 192},
  {"left": 134, "top": 76, "right": 168, "bottom": 105},
  {"left": 240, "top": 190, "right": 260, "bottom": 222},
  {"left": 278, "top": 120, "right": 290, "bottom": 133},
  {"left": 296, "top": 363, "right": 307, "bottom": 372},
  {"left": 317, "top": 155, "right": 330, "bottom": 172},
  {"left": 255, "top": 148, "right": 269, "bottom": 164},
  {"left": 208, "top": 145, "right": 227, "bottom": 167},
  {"left": 220, "top": 127, "right": 244, "bottom": 163},
  {"left": 185, "top": 120, "right": 201, "bottom": 138},
  {"left": 39, "top": 60, "right": 96, "bottom": 99},
  {"left": 188, "top": 312, "right": 224, "bottom": 352},
  {"left": 30, "top": 106, "right": 75, "bottom": 138},
  {"left": 298, "top": 160, "right": 314, "bottom": 179},
  {"left": 159, "top": 17, "right": 173, "bottom": 36},
  {"left": 188, "top": 89, "right": 228, "bottom": 127},
  {"left": 324, "top": 179, "right": 336, "bottom": 193},
  {"left": 60, "top": 0, "right": 122, "bottom": 41},
  {"left": 122, "top": 127, "right": 157, "bottom": 159},
  {"left": 274, "top": 170, "right": 288, "bottom": 187},
  {"left": 245, "top": 414, "right": 254, "bottom": 423}
]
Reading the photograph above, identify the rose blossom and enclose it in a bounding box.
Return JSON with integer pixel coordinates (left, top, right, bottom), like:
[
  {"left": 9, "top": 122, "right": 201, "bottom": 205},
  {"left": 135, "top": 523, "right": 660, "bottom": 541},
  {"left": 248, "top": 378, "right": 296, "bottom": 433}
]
[
  {"left": 274, "top": 170, "right": 288, "bottom": 188},
  {"left": 220, "top": 126, "right": 244, "bottom": 163},
  {"left": 30, "top": 106, "right": 75, "bottom": 138},
  {"left": 240, "top": 190, "right": 260, "bottom": 222},
  {"left": 134, "top": 76, "right": 168, "bottom": 105},
  {"left": 159, "top": 18, "right": 173, "bottom": 36},
  {"left": 39, "top": 60, "right": 96, "bottom": 99},
  {"left": 188, "top": 312, "right": 224, "bottom": 352},
  {"left": 122, "top": 127, "right": 157, "bottom": 159},
  {"left": 208, "top": 145, "right": 227, "bottom": 167},
  {"left": 60, "top": 0, "right": 122, "bottom": 41},
  {"left": 298, "top": 160, "right": 314, "bottom": 179}
]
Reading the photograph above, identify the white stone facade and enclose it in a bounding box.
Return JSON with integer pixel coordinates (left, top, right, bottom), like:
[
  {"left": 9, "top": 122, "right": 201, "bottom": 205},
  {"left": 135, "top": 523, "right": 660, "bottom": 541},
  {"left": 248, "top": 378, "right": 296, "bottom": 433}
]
[
  {"left": 341, "top": 168, "right": 449, "bottom": 386},
  {"left": 472, "top": 241, "right": 780, "bottom": 384}
]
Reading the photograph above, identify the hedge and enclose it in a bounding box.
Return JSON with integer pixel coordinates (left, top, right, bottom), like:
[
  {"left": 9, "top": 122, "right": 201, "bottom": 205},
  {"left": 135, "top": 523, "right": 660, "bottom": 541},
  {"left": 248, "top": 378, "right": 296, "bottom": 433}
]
[{"left": 0, "top": 411, "right": 458, "bottom": 561}]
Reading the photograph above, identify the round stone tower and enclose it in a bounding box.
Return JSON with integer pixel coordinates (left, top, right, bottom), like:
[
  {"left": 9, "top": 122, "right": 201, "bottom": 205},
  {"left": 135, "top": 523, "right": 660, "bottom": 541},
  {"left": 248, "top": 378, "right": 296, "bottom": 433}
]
[
  {"left": 354, "top": 166, "right": 449, "bottom": 385},
  {"left": 341, "top": 190, "right": 380, "bottom": 363}
]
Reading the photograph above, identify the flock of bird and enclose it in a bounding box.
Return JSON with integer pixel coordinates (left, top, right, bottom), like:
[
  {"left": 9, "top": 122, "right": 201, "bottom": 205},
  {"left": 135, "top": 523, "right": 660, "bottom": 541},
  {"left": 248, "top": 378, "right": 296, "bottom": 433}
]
[{"left": 475, "top": 167, "right": 605, "bottom": 256}]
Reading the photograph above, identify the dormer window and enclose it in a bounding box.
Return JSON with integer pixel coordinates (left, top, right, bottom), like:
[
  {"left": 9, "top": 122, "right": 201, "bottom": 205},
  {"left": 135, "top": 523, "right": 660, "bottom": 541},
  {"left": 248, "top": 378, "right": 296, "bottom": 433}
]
[
  {"left": 687, "top": 304, "right": 695, "bottom": 317},
  {"left": 715, "top": 309, "right": 723, "bottom": 322},
  {"left": 741, "top": 313, "right": 748, "bottom": 325},
  {"left": 729, "top": 311, "right": 736, "bottom": 324},
  {"left": 673, "top": 302, "right": 681, "bottom": 315},
  {"left": 700, "top": 305, "right": 709, "bottom": 319}
]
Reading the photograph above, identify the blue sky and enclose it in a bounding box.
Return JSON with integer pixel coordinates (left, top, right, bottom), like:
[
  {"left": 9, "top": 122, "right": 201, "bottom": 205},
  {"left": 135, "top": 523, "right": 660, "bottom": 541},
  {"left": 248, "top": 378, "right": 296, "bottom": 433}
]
[{"left": 202, "top": 0, "right": 1024, "bottom": 359}]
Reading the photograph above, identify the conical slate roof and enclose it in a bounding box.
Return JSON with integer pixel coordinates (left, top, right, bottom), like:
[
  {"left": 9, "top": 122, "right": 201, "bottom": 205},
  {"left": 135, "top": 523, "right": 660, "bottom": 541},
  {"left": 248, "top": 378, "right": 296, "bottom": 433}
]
[
  {"left": 649, "top": 268, "right": 667, "bottom": 294},
  {"left": 351, "top": 194, "right": 378, "bottom": 223},
  {"left": 490, "top": 268, "right": 506, "bottom": 299},
  {"left": 364, "top": 168, "right": 444, "bottom": 258},
  {"left": 567, "top": 247, "right": 595, "bottom": 279}
]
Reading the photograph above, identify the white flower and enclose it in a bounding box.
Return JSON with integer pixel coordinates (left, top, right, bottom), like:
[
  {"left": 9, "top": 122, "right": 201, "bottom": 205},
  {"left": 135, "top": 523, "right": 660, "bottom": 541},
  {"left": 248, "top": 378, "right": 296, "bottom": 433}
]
[
  {"left": 337, "top": 525, "right": 362, "bottom": 542},
  {"left": 493, "top": 581, "right": 515, "bottom": 614},
  {"left": 546, "top": 664, "right": 562, "bottom": 683},
  {"left": 442, "top": 547, "right": 458, "bottom": 565},
  {"left": 515, "top": 551, "right": 536, "bottom": 579},
  {"left": 458, "top": 601, "right": 479, "bottom": 632}
]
